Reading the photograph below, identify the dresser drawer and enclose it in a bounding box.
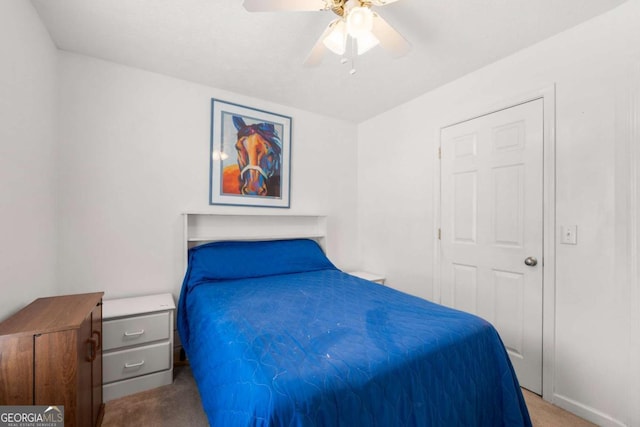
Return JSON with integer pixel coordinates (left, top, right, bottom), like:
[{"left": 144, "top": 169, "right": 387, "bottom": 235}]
[
  {"left": 103, "top": 340, "right": 171, "bottom": 383},
  {"left": 103, "top": 311, "right": 170, "bottom": 350}
]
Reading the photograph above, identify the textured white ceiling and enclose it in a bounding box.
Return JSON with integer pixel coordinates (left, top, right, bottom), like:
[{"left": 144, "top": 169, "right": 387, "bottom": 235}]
[{"left": 32, "top": 0, "right": 627, "bottom": 122}]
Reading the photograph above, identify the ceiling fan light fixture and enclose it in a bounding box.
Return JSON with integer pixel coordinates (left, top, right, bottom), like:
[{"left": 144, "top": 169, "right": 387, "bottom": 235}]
[
  {"left": 322, "top": 20, "right": 347, "bottom": 55},
  {"left": 346, "top": 6, "right": 374, "bottom": 38},
  {"left": 243, "top": 0, "right": 410, "bottom": 67}
]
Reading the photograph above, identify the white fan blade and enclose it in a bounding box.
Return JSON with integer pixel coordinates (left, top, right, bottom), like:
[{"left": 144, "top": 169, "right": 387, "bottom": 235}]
[
  {"left": 243, "top": 0, "right": 328, "bottom": 12},
  {"left": 303, "top": 21, "right": 336, "bottom": 66},
  {"left": 369, "top": 0, "right": 402, "bottom": 5},
  {"left": 371, "top": 12, "right": 410, "bottom": 57}
]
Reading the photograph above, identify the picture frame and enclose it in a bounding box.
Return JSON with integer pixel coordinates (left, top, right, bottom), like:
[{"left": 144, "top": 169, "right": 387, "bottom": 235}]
[{"left": 209, "top": 98, "right": 291, "bottom": 208}]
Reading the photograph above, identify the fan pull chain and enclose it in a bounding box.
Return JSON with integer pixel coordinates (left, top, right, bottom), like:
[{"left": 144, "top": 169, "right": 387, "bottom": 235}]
[
  {"left": 340, "top": 37, "right": 357, "bottom": 75},
  {"left": 349, "top": 36, "right": 357, "bottom": 75}
]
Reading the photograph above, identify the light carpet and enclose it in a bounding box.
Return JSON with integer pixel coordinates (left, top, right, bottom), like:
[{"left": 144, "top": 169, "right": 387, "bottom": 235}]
[{"left": 103, "top": 365, "right": 595, "bottom": 426}]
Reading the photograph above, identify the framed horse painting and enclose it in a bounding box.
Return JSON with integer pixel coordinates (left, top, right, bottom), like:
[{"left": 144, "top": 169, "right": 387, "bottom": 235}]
[{"left": 209, "top": 99, "right": 291, "bottom": 208}]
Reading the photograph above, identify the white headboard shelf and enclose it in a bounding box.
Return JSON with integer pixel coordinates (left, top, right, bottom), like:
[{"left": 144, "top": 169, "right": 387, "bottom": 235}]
[{"left": 182, "top": 212, "right": 327, "bottom": 269}]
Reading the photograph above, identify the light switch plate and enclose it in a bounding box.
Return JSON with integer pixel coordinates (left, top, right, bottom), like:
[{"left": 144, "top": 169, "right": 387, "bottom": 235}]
[{"left": 561, "top": 225, "right": 577, "bottom": 245}]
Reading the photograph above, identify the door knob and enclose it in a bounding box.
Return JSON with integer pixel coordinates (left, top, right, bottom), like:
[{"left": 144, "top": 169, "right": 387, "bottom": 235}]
[{"left": 524, "top": 257, "right": 538, "bottom": 266}]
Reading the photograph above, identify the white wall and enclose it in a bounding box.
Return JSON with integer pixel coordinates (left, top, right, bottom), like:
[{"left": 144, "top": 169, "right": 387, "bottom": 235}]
[
  {"left": 357, "top": 2, "right": 640, "bottom": 426},
  {"left": 0, "top": 1, "right": 58, "bottom": 320},
  {"left": 56, "top": 52, "right": 359, "bottom": 301}
]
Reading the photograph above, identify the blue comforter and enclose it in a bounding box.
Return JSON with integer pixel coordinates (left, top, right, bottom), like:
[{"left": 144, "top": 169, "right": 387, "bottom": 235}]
[{"left": 178, "top": 240, "right": 531, "bottom": 426}]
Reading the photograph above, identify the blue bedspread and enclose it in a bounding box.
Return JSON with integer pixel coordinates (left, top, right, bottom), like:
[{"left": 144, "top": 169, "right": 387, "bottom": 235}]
[{"left": 178, "top": 241, "right": 531, "bottom": 426}]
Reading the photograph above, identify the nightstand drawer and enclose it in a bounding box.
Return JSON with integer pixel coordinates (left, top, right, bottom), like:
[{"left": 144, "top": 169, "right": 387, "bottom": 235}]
[
  {"left": 103, "top": 340, "right": 171, "bottom": 383},
  {"left": 103, "top": 311, "right": 170, "bottom": 350}
]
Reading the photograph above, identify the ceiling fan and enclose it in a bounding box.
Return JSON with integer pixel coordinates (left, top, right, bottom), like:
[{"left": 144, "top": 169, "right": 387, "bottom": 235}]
[{"left": 243, "top": 0, "right": 410, "bottom": 67}]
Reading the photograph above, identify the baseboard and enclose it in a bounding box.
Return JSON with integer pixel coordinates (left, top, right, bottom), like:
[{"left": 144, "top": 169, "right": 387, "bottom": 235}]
[{"left": 552, "top": 393, "right": 626, "bottom": 427}]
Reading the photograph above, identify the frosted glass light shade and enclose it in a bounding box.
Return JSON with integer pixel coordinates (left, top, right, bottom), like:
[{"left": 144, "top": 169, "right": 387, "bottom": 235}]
[
  {"left": 346, "top": 6, "right": 374, "bottom": 38},
  {"left": 323, "top": 20, "right": 347, "bottom": 55},
  {"left": 357, "top": 31, "right": 379, "bottom": 55}
]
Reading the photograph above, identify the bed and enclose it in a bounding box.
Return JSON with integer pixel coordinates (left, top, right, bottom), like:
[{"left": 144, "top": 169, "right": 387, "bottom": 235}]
[{"left": 177, "top": 238, "right": 531, "bottom": 426}]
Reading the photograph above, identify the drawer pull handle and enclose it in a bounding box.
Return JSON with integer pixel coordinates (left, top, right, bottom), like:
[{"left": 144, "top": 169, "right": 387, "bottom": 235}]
[
  {"left": 86, "top": 337, "right": 98, "bottom": 362},
  {"left": 124, "top": 360, "right": 145, "bottom": 368},
  {"left": 93, "top": 330, "right": 101, "bottom": 350},
  {"left": 124, "top": 329, "right": 145, "bottom": 337}
]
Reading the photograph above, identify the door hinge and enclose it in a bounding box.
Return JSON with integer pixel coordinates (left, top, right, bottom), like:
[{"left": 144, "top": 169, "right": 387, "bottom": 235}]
[
  {"left": 438, "top": 228, "right": 441, "bottom": 240},
  {"left": 437, "top": 147, "right": 442, "bottom": 159}
]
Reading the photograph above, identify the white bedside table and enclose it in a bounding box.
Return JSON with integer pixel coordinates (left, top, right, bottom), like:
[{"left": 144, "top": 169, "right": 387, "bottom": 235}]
[
  {"left": 347, "top": 271, "right": 386, "bottom": 285},
  {"left": 102, "top": 293, "right": 175, "bottom": 401}
]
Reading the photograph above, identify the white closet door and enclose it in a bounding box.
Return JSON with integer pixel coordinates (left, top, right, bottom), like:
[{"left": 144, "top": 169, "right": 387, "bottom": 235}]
[{"left": 440, "top": 98, "right": 544, "bottom": 394}]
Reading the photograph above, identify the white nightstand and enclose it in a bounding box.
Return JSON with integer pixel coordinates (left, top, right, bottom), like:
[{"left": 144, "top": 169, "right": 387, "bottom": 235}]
[
  {"left": 347, "top": 271, "right": 386, "bottom": 285},
  {"left": 102, "top": 293, "right": 175, "bottom": 401}
]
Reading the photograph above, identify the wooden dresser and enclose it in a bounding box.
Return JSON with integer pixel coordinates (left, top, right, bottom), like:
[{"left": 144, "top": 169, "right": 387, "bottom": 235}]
[{"left": 0, "top": 292, "right": 104, "bottom": 427}]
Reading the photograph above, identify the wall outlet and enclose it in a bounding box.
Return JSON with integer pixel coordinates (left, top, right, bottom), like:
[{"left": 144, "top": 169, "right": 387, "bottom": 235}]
[{"left": 561, "top": 225, "right": 577, "bottom": 245}]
